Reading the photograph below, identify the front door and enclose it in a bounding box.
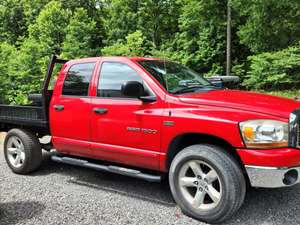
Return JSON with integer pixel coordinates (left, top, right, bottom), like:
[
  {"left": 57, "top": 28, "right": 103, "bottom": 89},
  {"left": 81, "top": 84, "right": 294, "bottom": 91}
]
[
  {"left": 50, "top": 62, "right": 96, "bottom": 156},
  {"left": 91, "top": 61, "right": 163, "bottom": 170}
]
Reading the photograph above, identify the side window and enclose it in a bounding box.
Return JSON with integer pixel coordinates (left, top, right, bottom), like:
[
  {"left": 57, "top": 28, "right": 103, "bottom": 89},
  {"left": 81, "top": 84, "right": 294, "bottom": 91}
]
[
  {"left": 98, "top": 62, "right": 146, "bottom": 98},
  {"left": 62, "top": 62, "right": 96, "bottom": 96}
]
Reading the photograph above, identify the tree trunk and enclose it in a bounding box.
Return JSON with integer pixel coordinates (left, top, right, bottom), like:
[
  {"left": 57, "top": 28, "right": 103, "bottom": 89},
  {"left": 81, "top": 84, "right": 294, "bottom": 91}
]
[{"left": 226, "top": 1, "right": 232, "bottom": 76}]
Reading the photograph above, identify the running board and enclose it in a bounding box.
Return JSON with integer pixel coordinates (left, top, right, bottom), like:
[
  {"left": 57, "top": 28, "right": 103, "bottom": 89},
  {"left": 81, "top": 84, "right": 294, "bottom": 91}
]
[{"left": 51, "top": 156, "right": 162, "bottom": 183}]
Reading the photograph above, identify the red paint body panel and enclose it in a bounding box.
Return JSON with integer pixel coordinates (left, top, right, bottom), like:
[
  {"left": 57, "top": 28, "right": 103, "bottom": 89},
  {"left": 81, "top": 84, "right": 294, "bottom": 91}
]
[
  {"left": 90, "top": 97, "right": 164, "bottom": 170},
  {"left": 50, "top": 60, "right": 96, "bottom": 155},
  {"left": 88, "top": 58, "right": 165, "bottom": 170},
  {"left": 237, "top": 148, "right": 300, "bottom": 167},
  {"left": 49, "top": 56, "right": 300, "bottom": 173},
  {"left": 180, "top": 90, "right": 300, "bottom": 118},
  {"left": 90, "top": 142, "right": 162, "bottom": 169}
]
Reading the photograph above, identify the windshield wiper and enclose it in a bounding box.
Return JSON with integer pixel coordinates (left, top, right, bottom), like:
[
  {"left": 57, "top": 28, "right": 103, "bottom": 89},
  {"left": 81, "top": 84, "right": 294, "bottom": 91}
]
[{"left": 171, "top": 85, "right": 205, "bottom": 94}]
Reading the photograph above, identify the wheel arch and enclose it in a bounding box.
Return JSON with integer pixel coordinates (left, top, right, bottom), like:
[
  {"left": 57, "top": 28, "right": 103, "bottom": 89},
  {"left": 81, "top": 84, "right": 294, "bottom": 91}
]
[
  {"left": 166, "top": 133, "right": 246, "bottom": 175},
  {"left": 1, "top": 123, "right": 49, "bottom": 137}
]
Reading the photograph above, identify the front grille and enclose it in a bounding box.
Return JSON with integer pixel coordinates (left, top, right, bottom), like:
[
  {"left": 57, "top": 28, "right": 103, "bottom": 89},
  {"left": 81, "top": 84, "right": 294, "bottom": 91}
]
[
  {"left": 298, "top": 120, "right": 300, "bottom": 148},
  {"left": 289, "top": 109, "right": 300, "bottom": 148}
]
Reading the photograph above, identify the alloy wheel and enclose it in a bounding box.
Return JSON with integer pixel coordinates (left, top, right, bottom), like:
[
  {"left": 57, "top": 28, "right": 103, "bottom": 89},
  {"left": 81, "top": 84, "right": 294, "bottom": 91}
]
[
  {"left": 6, "top": 136, "right": 26, "bottom": 168},
  {"left": 178, "top": 160, "right": 222, "bottom": 211}
]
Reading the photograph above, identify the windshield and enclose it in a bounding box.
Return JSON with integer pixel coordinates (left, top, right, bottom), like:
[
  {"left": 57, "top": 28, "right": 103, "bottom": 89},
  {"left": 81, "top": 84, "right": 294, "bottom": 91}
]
[{"left": 137, "top": 60, "right": 215, "bottom": 94}]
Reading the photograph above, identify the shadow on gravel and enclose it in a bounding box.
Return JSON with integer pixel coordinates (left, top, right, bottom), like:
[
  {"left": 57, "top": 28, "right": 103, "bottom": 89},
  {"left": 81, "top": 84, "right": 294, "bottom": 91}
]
[
  {"left": 221, "top": 185, "right": 300, "bottom": 225},
  {"left": 31, "top": 153, "right": 300, "bottom": 225},
  {"left": 0, "top": 201, "right": 45, "bottom": 225},
  {"left": 32, "top": 152, "right": 176, "bottom": 207}
]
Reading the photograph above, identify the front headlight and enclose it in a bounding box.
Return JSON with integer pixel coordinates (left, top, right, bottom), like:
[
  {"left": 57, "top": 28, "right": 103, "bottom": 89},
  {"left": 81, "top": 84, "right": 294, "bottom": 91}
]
[{"left": 239, "top": 120, "right": 289, "bottom": 148}]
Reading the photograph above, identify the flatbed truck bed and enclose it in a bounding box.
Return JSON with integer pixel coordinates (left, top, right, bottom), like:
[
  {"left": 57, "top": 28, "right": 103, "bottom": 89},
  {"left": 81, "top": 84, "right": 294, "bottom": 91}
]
[{"left": 0, "top": 55, "right": 67, "bottom": 134}]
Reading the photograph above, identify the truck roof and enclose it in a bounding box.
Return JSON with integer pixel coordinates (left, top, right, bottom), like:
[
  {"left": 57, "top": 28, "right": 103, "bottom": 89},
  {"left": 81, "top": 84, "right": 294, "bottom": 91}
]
[{"left": 66, "top": 56, "right": 162, "bottom": 64}]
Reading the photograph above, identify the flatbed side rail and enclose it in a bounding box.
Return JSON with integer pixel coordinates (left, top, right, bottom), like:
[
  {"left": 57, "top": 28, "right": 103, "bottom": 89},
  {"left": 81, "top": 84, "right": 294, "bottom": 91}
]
[{"left": 0, "top": 105, "right": 48, "bottom": 128}]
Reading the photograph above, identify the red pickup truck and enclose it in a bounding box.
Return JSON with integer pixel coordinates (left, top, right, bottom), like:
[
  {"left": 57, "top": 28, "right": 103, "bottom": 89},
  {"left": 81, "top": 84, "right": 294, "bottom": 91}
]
[{"left": 1, "top": 55, "right": 300, "bottom": 223}]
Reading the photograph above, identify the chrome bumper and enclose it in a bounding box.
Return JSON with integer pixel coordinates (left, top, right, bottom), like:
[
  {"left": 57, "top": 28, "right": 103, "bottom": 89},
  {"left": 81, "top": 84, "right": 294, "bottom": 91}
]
[{"left": 246, "top": 165, "right": 300, "bottom": 188}]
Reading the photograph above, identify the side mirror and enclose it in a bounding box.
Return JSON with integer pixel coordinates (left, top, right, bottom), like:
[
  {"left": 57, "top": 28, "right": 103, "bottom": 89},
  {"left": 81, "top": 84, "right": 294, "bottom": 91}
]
[
  {"left": 121, "top": 81, "right": 157, "bottom": 103},
  {"left": 121, "top": 81, "right": 144, "bottom": 98}
]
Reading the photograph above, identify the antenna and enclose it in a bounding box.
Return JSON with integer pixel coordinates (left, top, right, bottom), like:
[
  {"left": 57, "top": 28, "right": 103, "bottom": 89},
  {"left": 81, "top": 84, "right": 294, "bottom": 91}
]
[
  {"left": 162, "top": 50, "right": 172, "bottom": 116},
  {"left": 163, "top": 50, "right": 169, "bottom": 92}
]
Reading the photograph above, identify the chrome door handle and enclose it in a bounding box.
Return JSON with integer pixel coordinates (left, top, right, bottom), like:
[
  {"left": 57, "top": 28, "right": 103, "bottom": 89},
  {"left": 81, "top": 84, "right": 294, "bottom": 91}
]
[
  {"left": 54, "top": 105, "right": 64, "bottom": 111},
  {"left": 93, "top": 108, "right": 108, "bottom": 115}
]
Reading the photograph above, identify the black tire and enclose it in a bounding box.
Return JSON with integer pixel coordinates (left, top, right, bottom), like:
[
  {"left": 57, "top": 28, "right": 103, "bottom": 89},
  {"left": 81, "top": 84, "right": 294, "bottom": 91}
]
[
  {"left": 4, "top": 128, "right": 42, "bottom": 174},
  {"left": 169, "top": 144, "right": 246, "bottom": 224}
]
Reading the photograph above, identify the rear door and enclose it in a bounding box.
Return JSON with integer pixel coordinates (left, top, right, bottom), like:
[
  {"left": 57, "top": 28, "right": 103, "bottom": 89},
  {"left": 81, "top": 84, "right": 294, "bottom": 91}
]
[{"left": 50, "top": 61, "right": 96, "bottom": 156}]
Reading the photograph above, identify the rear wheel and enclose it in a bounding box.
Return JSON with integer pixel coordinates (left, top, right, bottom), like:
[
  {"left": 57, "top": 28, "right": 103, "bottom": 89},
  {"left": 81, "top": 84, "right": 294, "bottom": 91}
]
[
  {"left": 169, "top": 144, "right": 246, "bottom": 223},
  {"left": 4, "top": 129, "right": 42, "bottom": 174}
]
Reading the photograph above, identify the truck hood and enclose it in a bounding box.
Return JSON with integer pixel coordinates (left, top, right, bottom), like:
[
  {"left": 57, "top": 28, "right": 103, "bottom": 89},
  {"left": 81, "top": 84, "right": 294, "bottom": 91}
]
[{"left": 178, "top": 90, "right": 300, "bottom": 118}]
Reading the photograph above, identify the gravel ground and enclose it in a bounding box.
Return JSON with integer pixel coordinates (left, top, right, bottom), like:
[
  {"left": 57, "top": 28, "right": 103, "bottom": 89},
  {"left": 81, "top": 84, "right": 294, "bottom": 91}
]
[{"left": 1, "top": 135, "right": 300, "bottom": 225}]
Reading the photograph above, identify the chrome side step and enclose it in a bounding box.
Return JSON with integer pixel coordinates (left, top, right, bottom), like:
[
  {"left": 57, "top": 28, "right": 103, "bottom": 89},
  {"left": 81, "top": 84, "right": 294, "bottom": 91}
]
[{"left": 51, "top": 155, "right": 162, "bottom": 183}]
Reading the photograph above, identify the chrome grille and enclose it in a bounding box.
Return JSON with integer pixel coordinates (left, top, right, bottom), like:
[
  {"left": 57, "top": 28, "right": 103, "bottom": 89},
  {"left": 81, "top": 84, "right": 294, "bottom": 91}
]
[
  {"left": 289, "top": 109, "right": 300, "bottom": 148},
  {"left": 298, "top": 120, "right": 300, "bottom": 148}
]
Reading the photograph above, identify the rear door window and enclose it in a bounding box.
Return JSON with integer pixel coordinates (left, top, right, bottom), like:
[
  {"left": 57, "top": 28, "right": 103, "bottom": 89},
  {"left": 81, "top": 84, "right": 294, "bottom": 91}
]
[{"left": 62, "top": 63, "right": 96, "bottom": 96}]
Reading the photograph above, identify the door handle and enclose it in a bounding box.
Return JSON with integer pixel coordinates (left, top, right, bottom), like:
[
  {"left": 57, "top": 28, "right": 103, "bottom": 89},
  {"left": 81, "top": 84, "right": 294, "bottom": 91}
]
[
  {"left": 93, "top": 108, "right": 108, "bottom": 115},
  {"left": 54, "top": 105, "right": 64, "bottom": 111}
]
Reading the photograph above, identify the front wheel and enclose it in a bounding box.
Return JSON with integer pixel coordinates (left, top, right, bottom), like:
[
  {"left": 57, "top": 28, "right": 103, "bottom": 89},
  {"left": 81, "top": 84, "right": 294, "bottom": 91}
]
[
  {"left": 4, "top": 128, "right": 42, "bottom": 174},
  {"left": 169, "top": 144, "right": 246, "bottom": 224}
]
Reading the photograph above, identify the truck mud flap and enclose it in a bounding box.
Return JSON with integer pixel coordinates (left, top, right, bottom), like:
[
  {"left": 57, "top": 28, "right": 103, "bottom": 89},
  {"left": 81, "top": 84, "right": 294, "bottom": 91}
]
[{"left": 51, "top": 155, "right": 162, "bottom": 183}]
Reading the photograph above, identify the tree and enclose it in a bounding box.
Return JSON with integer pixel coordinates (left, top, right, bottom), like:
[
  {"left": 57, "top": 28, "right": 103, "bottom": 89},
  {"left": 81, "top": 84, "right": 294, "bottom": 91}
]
[
  {"left": 61, "top": 8, "right": 99, "bottom": 58},
  {"left": 0, "top": 0, "right": 27, "bottom": 44},
  {"left": 21, "top": 0, "right": 49, "bottom": 28},
  {"left": 58, "top": 0, "right": 105, "bottom": 49},
  {"left": 226, "top": 1, "right": 232, "bottom": 76},
  {"left": 59, "top": 0, "right": 100, "bottom": 17},
  {"left": 137, "top": 0, "right": 179, "bottom": 48},
  {"left": 28, "top": 1, "right": 70, "bottom": 55},
  {"left": 0, "top": 42, "right": 16, "bottom": 103},
  {"left": 103, "top": 0, "right": 140, "bottom": 44},
  {"left": 170, "top": 0, "right": 227, "bottom": 75},
  {"left": 102, "top": 30, "right": 146, "bottom": 56},
  {"left": 231, "top": 0, "right": 300, "bottom": 53},
  {"left": 1, "top": 0, "right": 300, "bottom": 105},
  {"left": 243, "top": 42, "right": 300, "bottom": 90},
  {"left": 5, "top": 1, "right": 70, "bottom": 104},
  {"left": 103, "top": 0, "right": 179, "bottom": 49},
  {"left": 7, "top": 39, "right": 45, "bottom": 105}
]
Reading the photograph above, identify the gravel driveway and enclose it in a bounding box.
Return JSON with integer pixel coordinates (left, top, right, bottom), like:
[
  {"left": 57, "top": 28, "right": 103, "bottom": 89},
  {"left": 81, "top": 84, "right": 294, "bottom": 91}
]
[{"left": 1, "top": 134, "right": 300, "bottom": 225}]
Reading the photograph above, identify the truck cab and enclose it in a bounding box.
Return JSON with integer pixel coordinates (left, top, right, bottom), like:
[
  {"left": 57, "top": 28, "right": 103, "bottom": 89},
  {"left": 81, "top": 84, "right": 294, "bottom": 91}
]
[
  {"left": 50, "top": 57, "right": 165, "bottom": 170},
  {"left": 2, "top": 55, "right": 300, "bottom": 223}
]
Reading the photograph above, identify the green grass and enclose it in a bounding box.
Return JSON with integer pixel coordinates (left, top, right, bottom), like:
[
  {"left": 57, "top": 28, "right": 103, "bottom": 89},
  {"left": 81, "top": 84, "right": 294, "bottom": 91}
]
[{"left": 257, "top": 90, "right": 300, "bottom": 99}]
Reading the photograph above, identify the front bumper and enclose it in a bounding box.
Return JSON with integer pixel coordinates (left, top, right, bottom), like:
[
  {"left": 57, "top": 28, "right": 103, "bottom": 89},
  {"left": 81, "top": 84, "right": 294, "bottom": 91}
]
[
  {"left": 238, "top": 148, "right": 300, "bottom": 188},
  {"left": 240, "top": 109, "right": 300, "bottom": 188},
  {"left": 246, "top": 165, "right": 300, "bottom": 188}
]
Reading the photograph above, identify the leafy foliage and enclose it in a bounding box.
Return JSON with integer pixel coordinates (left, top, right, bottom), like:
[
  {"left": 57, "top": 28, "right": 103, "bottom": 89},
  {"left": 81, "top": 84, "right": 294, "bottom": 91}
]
[
  {"left": 168, "top": 0, "right": 227, "bottom": 75},
  {"left": 103, "top": 0, "right": 140, "bottom": 45},
  {"left": 231, "top": 0, "right": 300, "bottom": 53},
  {"left": 61, "top": 8, "right": 99, "bottom": 58},
  {"left": 28, "top": 1, "right": 70, "bottom": 55},
  {"left": 102, "top": 31, "right": 147, "bottom": 56},
  {"left": 0, "top": 42, "right": 16, "bottom": 103},
  {"left": 137, "top": 0, "right": 179, "bottom": 48},
  {"left": 243, "top": 43, "right": 300, "bottom": 90},
  {"left": 7, "top": 39, "right": 45, "bottom": 105},
  {"left": 1, "top": 1, "right": 70, "bottom": 104},
  {"left": 0, "top": 0, "right": 27, "bottom": 44},
  {"left": 0, "top": 0, "right": 300, "bottom": 104}
]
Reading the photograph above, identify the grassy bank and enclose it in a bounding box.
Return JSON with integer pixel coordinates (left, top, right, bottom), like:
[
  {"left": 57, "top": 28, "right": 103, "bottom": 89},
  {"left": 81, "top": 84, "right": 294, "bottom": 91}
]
[{"left": 258, "top": 90, "right": 300, "bottom": 99}]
